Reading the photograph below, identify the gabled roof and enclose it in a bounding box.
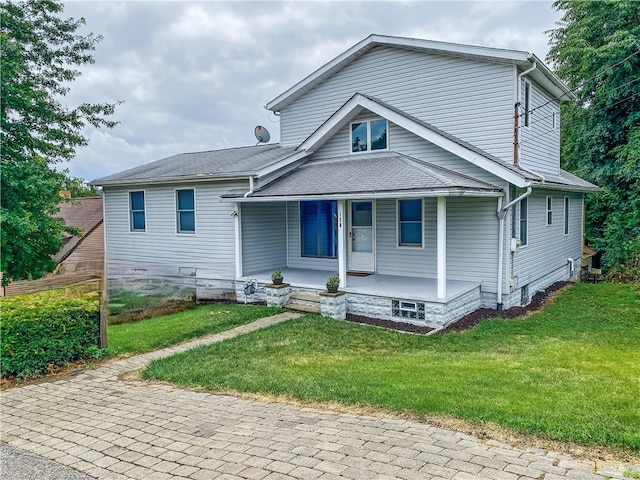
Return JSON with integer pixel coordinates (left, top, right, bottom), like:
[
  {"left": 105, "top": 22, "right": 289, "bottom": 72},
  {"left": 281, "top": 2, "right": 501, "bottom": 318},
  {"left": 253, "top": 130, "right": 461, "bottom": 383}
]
[
  {"left": 55, "top": 197, "right": 103, "bottom": 263},
  {"left": 222, "top": 152, "right": 503, "bottom": 201},
  {"left": 266, "top": 34, "right": 574, "bottom": 112},
  {"left": 90, "top": 144, "right": 301, "bottom": 187},
  {"left": 298, "top": 93, "right": 531, "bottom": 188}
]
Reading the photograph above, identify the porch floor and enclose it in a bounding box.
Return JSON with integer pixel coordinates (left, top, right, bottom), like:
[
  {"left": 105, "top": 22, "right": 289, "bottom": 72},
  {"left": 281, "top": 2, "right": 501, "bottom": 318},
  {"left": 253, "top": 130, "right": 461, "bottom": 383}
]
[{"left": 248, "top": 267, "right": 479, "bottom": 303}]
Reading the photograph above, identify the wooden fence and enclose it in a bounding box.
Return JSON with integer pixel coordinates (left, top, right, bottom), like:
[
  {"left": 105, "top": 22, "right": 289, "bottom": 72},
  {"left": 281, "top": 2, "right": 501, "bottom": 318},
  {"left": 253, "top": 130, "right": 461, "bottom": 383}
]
[{"left": 2, "top": 273, "right": 101, "bottom": 297}]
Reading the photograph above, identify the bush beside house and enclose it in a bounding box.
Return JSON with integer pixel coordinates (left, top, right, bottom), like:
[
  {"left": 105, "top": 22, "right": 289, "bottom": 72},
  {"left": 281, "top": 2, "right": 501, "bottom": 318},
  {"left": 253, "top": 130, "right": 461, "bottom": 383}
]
[{"left": 0, "top": 289, "right": 102, "bottom": 379}]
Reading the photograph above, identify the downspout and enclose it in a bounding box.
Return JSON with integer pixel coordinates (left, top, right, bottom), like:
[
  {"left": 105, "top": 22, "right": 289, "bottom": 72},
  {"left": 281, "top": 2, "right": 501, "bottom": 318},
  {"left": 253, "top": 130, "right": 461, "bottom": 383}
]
[
  {"left": 243, "top": 176, "right": 255, "bottom": 198},
  {"left": 496, "top": 185, "right": 532, "bottom": 310},
  {"left": 515, "top": 60, "right": 537, "bottom": 166}
]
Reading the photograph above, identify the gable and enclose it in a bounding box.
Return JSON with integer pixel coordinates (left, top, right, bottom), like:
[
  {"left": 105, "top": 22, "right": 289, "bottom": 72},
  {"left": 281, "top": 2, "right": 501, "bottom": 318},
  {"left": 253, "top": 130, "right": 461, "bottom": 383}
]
[
  {"left": 312, "top": 112, "right": 504, "bottom": 186},
  {"left": 298, "top": 93, "right": 529, "bottom": 188},
  {"left": 278, "top": 45, "right": 515, "bottom": 161}
]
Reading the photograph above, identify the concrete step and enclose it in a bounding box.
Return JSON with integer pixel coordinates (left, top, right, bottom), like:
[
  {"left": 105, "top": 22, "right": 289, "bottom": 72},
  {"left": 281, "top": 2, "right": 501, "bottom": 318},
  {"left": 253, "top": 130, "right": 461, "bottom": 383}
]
[
  {"left": 289, "top": 293, "right": 321, "bottom": 304},
  {"left": 284, "top": 303, "right": 321, "bottom": 314}
]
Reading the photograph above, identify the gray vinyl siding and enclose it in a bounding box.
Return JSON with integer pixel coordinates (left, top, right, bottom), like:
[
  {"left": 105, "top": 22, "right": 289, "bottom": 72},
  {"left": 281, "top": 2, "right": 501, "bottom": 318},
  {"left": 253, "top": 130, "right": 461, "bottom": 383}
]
[
  {"left": 512, "top": 191, "right": 583, "bottom": 287},
  {"left": 353, "top": 197, "right": 500, "bottom": 290},
  {"left": 241, "top": 202, "right": 287, "bottom": 274},
  {"left": 314, "top": 117, "right": 503, "bottom": 185},
  {"left": 519, "top": 78, "right": 561, "bottom": 175},
  {"left": 446, "top": 197, "right": 500, "bottom": 291},
  {"left": 104, "top": 181, "right": 241, "bottom": 279},
  {"left": 286, "top": 201, "right": 339, "bottom": 271},
  {"left": 280, "top": 46, "right": 514, "bottom": 162}
]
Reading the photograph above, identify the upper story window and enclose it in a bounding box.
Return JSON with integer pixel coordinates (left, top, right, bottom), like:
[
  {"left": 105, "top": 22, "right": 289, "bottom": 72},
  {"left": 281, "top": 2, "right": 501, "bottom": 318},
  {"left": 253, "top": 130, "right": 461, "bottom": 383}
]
[
  {"left": 524, "top": 80, "right": 531, "bottom": 128},
  {"left": 129, "top": 191, "right": 146, "bottom": 232},
  {"left": 351, "top": 118, "right": 388, "bottom": 153},
  {"left": 397, "top": 199, "right": 423, "bottom": 248},
  {"left": 546, "top": 196, "right": 553, "bottom": 226},
  {"left": 176, "top": 189, "right": 195, "bottom": 234},
  {"left": 552, "top": 111, "right": 559, "bottom": 130},
  {"left": 519, "top": 197, "right": 528, "bottom": 246}
]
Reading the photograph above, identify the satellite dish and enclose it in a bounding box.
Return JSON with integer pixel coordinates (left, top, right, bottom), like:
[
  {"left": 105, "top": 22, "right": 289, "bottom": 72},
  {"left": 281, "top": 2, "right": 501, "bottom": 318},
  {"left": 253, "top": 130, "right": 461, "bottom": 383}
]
[{"left": 254, "top": 125, "right": 271, "bottom": 144}]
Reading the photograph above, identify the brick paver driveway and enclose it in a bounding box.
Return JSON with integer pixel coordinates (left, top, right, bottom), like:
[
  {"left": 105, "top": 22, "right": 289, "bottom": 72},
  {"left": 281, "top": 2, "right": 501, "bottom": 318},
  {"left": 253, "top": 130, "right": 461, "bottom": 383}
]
[{"left": 1, "top": 313, "right": 634, "bottom": 480}]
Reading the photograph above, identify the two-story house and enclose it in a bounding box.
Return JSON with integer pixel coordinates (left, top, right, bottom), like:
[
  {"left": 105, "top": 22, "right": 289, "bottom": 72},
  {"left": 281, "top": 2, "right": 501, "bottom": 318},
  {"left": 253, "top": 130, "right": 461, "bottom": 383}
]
[{"left": 92, "top": 35, "right": 599, "bottom": 328}]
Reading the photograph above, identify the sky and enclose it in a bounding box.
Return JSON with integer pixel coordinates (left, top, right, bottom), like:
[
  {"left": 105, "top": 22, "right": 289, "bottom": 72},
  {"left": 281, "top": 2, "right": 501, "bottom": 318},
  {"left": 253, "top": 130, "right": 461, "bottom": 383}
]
[{"left": 60, "top": 1, "right": 565, "bottom": 182}]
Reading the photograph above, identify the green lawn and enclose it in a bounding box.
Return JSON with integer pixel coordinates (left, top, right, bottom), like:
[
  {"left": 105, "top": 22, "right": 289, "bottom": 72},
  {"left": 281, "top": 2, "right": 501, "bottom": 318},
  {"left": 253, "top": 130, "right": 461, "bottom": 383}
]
[
  {"left": 108, "top": 303, "right": 282, "bottom": 355},
  {"left": 141, "top": 283, "right": 640, "bottom": 452}
]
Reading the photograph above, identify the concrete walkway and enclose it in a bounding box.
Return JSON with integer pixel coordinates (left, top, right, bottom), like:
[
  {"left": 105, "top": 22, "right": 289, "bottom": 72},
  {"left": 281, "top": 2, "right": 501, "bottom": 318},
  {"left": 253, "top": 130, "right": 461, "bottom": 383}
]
[{"left": 1, "top": 312, "right": 635, "bottom": 480}]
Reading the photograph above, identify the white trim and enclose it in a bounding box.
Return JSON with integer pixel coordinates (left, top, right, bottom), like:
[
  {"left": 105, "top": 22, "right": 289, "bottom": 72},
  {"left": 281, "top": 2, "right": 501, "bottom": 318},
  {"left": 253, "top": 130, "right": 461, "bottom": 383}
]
[
  {"left": 437, "top": 196, "right": 446, "bottom": 299},
  {"left": 546, "top": 195, "right": 553, "bottom": 226},
  {"left": 348, "top": 200, "right": 376, "bottom": 272},
  {"left": 128, "top": 189, "right": 146, "bottom": 233},
  {"left": 396, "top": 198, "right": 424, "bottom": 249},
  {"left": 234, "top": 202, "right": 242, "bottom": 278},
  {"left": 297, "top": 94, "right": 529, "bottom": 188},
  {"left": 175, "top": 187, "right": 196, "bottom": 235},
  {"left": 264, "top": 34, "right": 574, "bottom": 112},
  {"left": 564, "top": 196, "right": 570, "bottom": 236},
  {"left": 256, "top": 150, "right": 311, "bottom": 179},
  {"left": 337, "top": 200, "right": 347, "bottom": 288},
  {"left": 226, "top": 189, "right": 503, "bottom": 203}
]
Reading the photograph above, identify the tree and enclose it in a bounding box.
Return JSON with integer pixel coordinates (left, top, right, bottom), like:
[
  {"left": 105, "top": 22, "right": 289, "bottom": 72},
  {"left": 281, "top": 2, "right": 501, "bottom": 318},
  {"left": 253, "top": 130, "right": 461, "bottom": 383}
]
[
  {"left": 547, "top": 0, "right": 640, "bottom": 277},
  {"left": 1, "top": 0, "right": 117, "bottom": 284}
]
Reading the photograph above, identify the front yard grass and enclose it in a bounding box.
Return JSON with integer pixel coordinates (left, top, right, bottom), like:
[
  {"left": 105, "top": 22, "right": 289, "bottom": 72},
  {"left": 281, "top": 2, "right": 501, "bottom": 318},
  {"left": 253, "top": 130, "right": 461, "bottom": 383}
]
[
  {"left": 141, "top": 283, "right": 640, "bottom": 452},
  {"left": 108, "top": 303, "right": 282, "bottom": 355}
]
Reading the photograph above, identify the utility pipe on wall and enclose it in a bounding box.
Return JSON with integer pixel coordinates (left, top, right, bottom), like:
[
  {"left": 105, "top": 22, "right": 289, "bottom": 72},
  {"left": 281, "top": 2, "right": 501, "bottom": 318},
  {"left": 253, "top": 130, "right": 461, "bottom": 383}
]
[{"left": 496, "top": 186, "right": 532, "bottom": 309}]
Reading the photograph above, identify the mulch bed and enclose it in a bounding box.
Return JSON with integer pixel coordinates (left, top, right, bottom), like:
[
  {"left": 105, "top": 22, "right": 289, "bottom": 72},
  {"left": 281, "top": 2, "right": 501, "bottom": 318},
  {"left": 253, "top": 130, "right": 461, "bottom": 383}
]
[{"left": 345, "top": 281, "right": 569, "bottom": 335}]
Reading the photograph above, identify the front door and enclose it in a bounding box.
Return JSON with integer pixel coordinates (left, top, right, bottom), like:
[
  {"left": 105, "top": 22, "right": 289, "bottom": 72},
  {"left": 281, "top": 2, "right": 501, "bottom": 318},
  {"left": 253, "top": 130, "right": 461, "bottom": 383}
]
[{"left": 348, "top": 200, "right": 375, "bottom": 272}]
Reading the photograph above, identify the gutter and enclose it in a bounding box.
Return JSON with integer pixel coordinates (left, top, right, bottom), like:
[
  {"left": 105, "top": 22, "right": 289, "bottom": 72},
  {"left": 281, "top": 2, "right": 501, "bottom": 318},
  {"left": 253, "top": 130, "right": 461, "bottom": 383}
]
[
  {"left": 496, "top": 185, "right": 532, "bottom": 310},
  {"left": 243, "top": 176, "right": 255, "bottom": 198}
]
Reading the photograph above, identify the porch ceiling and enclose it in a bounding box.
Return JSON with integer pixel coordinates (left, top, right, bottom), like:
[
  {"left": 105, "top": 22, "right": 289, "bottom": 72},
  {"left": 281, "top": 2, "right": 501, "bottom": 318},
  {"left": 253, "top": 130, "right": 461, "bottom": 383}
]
[
  {"left": 247, "top": 267, "right": 479, "bottom": 303},
  {"left": 222, "top": 152, "right": 503, "bottom": 202}
]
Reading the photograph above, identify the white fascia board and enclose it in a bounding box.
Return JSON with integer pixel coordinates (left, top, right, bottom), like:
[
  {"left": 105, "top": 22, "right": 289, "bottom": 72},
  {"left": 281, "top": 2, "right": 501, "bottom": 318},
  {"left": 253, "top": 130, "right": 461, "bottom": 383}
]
[
  {"left": 265, "top": 35, "right": 375, "bottom": 112},
  {"left": 300, "top": 94, "right": 529, "bottom": 188},
  {"left": 222, "top": 189, "right": 503, "bottom": 203},
  {"left": 256, "top": 150, "right": 312, "bottom": 178},
  {"left": 527, "top": 54, "right": 576, "bottom": 101},
  {"left": 92, "top": 174, "right": 251, "bottom": 188},
  {"left": 265, "top": 34, "right": 533, "bottom": 112}
]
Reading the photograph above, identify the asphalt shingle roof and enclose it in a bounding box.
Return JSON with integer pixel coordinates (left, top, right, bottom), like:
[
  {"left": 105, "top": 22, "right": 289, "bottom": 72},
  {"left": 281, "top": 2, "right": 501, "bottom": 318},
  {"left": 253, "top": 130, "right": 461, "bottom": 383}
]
[
  {"left": 90, "top": 144, "right": 298, "bottom": 186},
  {"left": 232, "top": 152, "right": 502, "bottom": 198}
]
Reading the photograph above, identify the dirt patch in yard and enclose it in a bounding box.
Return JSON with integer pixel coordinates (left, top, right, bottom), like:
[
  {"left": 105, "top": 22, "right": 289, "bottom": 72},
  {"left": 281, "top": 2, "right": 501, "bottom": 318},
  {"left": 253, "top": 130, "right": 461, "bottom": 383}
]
[{"left": 345, "top": 281, "right": 570, "bottom": 335}]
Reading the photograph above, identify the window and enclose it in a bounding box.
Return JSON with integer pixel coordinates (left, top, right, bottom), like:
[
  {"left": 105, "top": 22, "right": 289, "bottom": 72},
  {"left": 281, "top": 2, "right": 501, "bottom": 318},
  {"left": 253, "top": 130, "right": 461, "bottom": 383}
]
[
  {"left": 564, "top": 197, "right": 570, "bottom": 235},
  {"left": 552, "top": 111, "right": 559, "bottom": 130},
  {"left": 392, "top": 299, "right": 425, "bottom": 321},
  {"left": 546, "top": 196, "right": 553, "bottom": 226},
  {"left": 397, "top": 199, "right": 423, "bottom": 247},
  {"left": 300, "top": 201, "right": 337, "bottom": 258},
  {"left": 176, "top": 189, "right": 195, "bottom": 233},
  {"left": 351, "top": 119, "right": 387, "bottom": 152},
  {"left": 524, "top": 80, "right": 531, "bottom": 127},
  {"left": 519, "top": 197, "right": 528, "bottom": 246},
  {"left": 129, "top": 191, "right": 145, "bottom": 232}
]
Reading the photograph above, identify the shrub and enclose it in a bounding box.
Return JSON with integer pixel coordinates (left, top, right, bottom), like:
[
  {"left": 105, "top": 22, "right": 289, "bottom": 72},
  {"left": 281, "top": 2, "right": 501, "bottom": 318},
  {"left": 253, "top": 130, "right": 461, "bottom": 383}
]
[
  {"left": 1, "top": 289, "right": 101, "bottom": 379},
  {"left": 606, "top": 239, "right": 640, "bottom": 284}
]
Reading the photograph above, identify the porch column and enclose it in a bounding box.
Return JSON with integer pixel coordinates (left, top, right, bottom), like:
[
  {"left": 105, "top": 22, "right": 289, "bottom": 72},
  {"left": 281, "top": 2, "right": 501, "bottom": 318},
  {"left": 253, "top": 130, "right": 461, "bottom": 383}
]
[
  {"left": 437, "top": 196, "right": 446, "bottom": 298},
  {"left": 337, "top": 199, "right": 347, "bottom": 288},
  {"left": 233, "top": 202, "right": 242, "bottom": 278}
]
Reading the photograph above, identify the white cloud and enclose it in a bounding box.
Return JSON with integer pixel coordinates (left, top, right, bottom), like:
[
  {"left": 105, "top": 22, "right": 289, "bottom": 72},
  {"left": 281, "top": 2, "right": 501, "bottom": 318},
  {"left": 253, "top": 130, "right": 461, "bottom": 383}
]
[{"left": 59, "top": 1, "right": 562, "bottom": 181}]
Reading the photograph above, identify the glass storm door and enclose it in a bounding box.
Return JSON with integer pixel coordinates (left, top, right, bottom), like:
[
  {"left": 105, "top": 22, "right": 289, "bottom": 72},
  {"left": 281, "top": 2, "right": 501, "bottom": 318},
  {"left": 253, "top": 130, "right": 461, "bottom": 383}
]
[{"left": 348, "top": 201, "right": 375, "bottom": 272}]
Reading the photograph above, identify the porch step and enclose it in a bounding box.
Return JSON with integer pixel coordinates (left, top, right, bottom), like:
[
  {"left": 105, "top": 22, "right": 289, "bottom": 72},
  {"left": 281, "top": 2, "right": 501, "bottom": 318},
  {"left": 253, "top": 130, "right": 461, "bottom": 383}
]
[
  {"left": 284, "top": 303, "right": 321, "bottom": 314},
  {"left": 290, "top": 293, "right": 321, "bottom": 303}
]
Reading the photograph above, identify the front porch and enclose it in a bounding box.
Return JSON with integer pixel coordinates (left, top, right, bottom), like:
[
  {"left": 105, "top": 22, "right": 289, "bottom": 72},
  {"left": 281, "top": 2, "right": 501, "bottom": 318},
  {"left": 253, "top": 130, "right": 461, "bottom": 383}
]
[{"left": 239, "top": 267, "right": 481, "bottom": 328}]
